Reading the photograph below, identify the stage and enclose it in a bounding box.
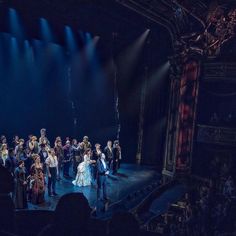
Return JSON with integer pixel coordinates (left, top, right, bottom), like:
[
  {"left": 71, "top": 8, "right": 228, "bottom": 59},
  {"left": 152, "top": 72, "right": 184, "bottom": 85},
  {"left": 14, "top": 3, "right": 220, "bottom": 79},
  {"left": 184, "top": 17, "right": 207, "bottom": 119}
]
[{"left": 28, "top": 164, "right": 161, "bottom": 212}]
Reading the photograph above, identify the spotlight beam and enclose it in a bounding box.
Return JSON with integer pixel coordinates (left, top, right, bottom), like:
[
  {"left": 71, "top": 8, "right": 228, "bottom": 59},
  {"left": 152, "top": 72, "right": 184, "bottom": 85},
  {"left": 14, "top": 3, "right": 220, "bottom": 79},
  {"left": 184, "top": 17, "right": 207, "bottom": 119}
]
[
  {"left": 9, "top": 8, "right": 25, "bottom": 40},
  {"left": 40, "top": 18, "right": 54, "bottom": 43},
  {"left": 118, "top": 29, "right": 150, "bottom": 80}
]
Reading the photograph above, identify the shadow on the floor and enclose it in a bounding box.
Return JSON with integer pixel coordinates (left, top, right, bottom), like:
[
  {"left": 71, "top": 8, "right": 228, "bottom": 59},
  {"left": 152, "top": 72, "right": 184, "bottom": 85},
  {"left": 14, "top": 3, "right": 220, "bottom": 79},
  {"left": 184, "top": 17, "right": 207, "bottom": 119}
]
[{"left": 115, "top": 173, "right": 128, "bottom": 178}]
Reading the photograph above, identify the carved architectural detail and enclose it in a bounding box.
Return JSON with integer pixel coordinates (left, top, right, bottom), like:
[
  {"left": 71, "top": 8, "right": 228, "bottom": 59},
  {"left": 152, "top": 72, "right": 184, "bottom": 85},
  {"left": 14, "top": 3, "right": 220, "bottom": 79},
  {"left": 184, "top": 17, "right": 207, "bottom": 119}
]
[
  {"left": 116, "top": 0, "right": 236, "bottom": 179},
  {"left": 197, "top": 125, "right": 236, "bottom": 146},
  {"left": 203, "top": 62, "right": 236, "bottom": 82}
]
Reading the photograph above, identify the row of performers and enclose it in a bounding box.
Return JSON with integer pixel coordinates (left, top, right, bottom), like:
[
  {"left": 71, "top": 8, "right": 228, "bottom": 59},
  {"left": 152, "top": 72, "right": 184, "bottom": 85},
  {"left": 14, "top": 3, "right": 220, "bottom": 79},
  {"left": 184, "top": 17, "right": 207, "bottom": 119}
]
[
  {"left": 1, "top": 133, "right": 122, "bottom": 177},
  {"left": 2, "top": 138, "right": 121, "bottom": 208},
  {"left": 1, "top": 129, "right": 120, "bottom": 171}
]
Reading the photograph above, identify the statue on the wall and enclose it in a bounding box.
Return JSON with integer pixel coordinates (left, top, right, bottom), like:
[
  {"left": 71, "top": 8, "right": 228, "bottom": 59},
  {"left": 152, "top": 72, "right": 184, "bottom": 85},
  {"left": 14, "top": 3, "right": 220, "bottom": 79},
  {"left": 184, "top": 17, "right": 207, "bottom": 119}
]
[{"left": 178, "top": 4, "right": 236, "bottom": 57}]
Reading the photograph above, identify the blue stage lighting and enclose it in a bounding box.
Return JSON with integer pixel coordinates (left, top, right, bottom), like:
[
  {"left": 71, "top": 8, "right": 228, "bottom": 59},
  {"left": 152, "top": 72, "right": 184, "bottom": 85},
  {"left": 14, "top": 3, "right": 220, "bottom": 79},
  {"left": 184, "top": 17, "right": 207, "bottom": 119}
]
[
  {"left": 9, "top": 36, "right": 21, "bottom": 76},
  {"left": 9, "top": 8, "right": 24, "bottom": 40},
  {"left": 24, "top": 40, "right": 33, "bottom": 65},
  {"left": 40, "top": 18, "right": 54, "bottom": 43},
  {"left": 65, "top": 26, "right": 77, "bottom": 52},
  {"left": 10, "top": 37, "right": 19, "bottom": 60}
]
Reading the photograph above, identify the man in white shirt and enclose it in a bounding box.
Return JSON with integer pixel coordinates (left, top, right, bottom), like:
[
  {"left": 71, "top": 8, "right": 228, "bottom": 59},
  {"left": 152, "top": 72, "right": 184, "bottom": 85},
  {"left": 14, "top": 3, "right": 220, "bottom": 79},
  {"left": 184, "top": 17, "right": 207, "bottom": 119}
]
[{"left": 45, "top": 148, "right": 58, "bottom": 197}]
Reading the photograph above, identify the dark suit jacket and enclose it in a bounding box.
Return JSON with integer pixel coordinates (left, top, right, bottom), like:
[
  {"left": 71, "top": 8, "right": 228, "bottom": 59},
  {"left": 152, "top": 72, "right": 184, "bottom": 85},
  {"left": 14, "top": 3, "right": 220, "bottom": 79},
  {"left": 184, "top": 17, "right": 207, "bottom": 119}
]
[
  {"left": 5, "top": 156, "right": 17, "bottom": 175},
  {"left": 39, "top": 150, "right": 48, "bottom": 164},
  {"left": 104, "top": 146, "right": 113, "bottom": 160},
  {"left": 112, "top": 147, "right": 120, "bottom": 161},
  {"left": 97, "top": 159, "right": 109, "bottom": 178}
]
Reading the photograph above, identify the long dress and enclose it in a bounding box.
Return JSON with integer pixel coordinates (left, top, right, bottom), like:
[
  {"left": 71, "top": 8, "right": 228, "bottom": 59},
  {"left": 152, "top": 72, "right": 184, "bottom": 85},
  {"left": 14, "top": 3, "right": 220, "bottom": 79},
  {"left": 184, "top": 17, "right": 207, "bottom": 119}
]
[
  {"left": 72, "top": 155, "right": 91, "bottom": 187},
  {"left": 30, "top": 165, "right": 45, "bottom": 204},
  {"left": 1, "top": 149, "right": 8, "bottom": 166},
  {"left": 14, "top": 167, "right": 28, "bottom": 209}
]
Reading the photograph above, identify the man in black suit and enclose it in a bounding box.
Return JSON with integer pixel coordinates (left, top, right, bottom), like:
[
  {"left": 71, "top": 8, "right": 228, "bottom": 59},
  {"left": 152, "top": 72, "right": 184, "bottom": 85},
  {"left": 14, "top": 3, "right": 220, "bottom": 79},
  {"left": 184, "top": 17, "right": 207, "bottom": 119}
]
[
  {"left": 5, "top": 148, "right": 18, "bottom": 176},
  {"left": 96, "top": 153, "right": 109, "bottom": 202},
  {"left": 91, "top": 144, "right": 101, "bottom": 184},
  {"left": 112, "top": 140, "right": 121, "bottom": 175},
  {"left": 104, "top": 140, "right": 113, "bottom": 169}
]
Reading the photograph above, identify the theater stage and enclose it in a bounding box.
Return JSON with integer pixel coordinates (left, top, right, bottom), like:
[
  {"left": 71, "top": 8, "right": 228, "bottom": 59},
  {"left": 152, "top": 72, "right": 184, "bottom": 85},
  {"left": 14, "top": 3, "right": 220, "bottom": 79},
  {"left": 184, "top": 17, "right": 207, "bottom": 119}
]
[{"left": 28, "top": 164, "right": 161, "bottom": 212}]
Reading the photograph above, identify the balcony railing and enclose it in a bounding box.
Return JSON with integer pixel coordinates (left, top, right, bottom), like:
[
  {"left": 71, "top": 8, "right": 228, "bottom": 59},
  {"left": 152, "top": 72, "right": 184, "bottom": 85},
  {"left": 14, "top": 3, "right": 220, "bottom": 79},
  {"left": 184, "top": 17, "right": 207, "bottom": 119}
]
[
  {"left": 203, "top": 63, "right": 236, "bottom": 82},
  {"left": 197, "top": 124, "right": 236, "bottom": 146}
]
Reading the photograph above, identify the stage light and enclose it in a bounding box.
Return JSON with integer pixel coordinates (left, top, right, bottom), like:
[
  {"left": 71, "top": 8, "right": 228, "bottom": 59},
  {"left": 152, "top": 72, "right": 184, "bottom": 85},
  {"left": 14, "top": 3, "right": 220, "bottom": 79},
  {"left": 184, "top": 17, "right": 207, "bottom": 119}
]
[
  {"left": 83, "top": 32, "right": 104, "bottom": 98},
  {"left": 118, "top": 29, "right": 150, "bottom": 79},
  {"left": 9, "top": 8, "right": 24, "bottom": 40},
  {"left": 24, "top": 40, "right": 35, "bottom": 67},
  {"left": 84, "top": 32, "right": 96, "bottom": 58},
  {"left": 10, "top": 37, "right": 19, "bottom": 60},
  {"left": 10, "top": 36, "right": 21, "bottom": 77},
  {"left": 32, "top": 39, "right": 43, "bottom": 61},
  {"left": 40, "top": 18, "right": 54, "bottom": 43},
  {"left": 146, "top": 61, "right": 170, "bottom": 92},
  {"left": 65, "top": 26, "right": 78, "bottom": 52}
]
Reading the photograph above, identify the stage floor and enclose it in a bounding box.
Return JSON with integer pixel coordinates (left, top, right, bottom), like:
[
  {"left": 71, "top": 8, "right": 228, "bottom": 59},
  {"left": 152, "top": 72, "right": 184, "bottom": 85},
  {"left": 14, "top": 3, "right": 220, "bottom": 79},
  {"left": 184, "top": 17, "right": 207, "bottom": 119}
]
[{"left": 28, "top": 164, "right": 160, "bottom": 211}]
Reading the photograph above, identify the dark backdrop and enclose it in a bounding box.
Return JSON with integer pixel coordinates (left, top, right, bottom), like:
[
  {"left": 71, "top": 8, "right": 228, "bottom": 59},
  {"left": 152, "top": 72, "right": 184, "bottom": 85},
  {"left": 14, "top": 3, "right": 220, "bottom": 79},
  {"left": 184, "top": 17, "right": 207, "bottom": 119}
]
[{"left": 0, "top": 2, "right": 172, "bottom": 165}]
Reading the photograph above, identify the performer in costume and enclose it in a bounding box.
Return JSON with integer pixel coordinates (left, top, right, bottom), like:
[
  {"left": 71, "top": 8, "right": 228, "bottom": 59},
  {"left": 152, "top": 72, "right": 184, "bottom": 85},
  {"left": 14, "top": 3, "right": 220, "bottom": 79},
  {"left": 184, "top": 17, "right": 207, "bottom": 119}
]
[
  {"left": 54, "top": 139, "right": 64, "bottom": 180},
  {"left": 97, "top": 153, "right": 109, "bottom": 201},
  {"left": 104, "top": 140, "right": 113, "bottom": 169},
  {"left": 39, "top": 128, "right": 50, "bottom": 150},
  {"left": 30, "top": 155, "right": 45, "bottom": 204},
  {"left": 63, "top": 140, "right": 72, "bottom": 178},
  {"left": 72, "top": 139, "right": 81, "bottom": 175},
  {"left": 0, "top": 143, "right": 8, "bottom": 166},
  {"left": 14, "top": 161, "right": 28, "bottom": 209},
  {"left": 45, "top": 149, "right": 58, "bottom": 197},
  {"left": 112, "top": 140, "right": 121, "bottom": 175},
  {"left": 72, "top": 149, "right": 95, "bottom": 187}
]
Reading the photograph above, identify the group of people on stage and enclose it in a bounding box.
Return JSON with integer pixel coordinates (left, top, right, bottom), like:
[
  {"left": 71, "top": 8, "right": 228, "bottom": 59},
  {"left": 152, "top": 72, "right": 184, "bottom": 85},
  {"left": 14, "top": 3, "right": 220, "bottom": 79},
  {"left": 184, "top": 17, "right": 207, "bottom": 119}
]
[{"left": 0, "top": 128, "right": 122, "bottom": 209}]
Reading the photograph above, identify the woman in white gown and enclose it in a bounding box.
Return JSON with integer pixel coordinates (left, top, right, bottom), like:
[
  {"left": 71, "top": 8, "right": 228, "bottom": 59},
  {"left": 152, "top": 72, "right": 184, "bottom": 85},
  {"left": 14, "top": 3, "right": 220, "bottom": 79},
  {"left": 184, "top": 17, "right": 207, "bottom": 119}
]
[{"left": 72, "top": 149, "right": 94, "bottom": 187}]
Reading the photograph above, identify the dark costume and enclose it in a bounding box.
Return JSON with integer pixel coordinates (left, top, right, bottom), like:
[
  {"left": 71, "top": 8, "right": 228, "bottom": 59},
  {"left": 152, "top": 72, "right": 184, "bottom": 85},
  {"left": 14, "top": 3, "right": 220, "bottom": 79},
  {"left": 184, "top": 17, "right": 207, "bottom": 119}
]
[
  {"left": 97, "top": 158, "right": 109, "bottom": 201},
  {"left": 104, "top": 146, "right": 113, "bottom": 169},
  {"left": 80, "top": 141, "right": 91, "bottom": 155},
  {"left": 112, "top": 145, "right": 121, "bottom": 174},
  {"left": 15, "top": 144, "right": 25, "bottom": 161},
  {"left": 72, "top": 144, "right": 81, "bottom": 175},
  {"left": 29, "top": 141, "right": 39, "bottom": 154},
  {"left": 24, "top": 151, "right": 34, "bottom": 175},
  {"left": 54, "top": 144, "right": 64, "bottom": 178},
  {"left": 91, "top": 149, "right": 100, "bottom": 183},
  {"left": 14, "top": 166, "right": 27, "bottom": 209},
  {"left": 39, "top": 148, "right": 48, "bottom": 174},
  {"left": 30, "top": 165, "right": 45, "bottom": 204},
  {"left": 63, "top": 145, "right": 72, "bottom": 177},
  {"left": 5, "top": 156, "right": 17, "bottom": 176}
]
